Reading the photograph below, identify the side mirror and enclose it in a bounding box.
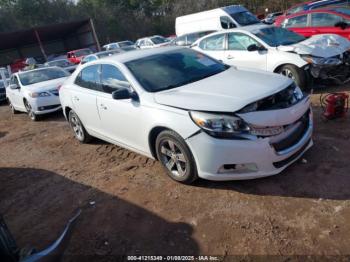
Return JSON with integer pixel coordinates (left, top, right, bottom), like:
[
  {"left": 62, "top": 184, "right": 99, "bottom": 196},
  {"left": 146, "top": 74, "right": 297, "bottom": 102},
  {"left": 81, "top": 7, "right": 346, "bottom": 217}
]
[
  {"left": 247, "top": 44, "right": 266, "bottom": 52},
  {"left": 112, "top": 88, "right": 138, "bottom": 100},
  {"left": 9, "top": 84, "right": 19, "bottom": 90},
  {"left": 335, "top": 21, "right": 348, "bottom": 30}
]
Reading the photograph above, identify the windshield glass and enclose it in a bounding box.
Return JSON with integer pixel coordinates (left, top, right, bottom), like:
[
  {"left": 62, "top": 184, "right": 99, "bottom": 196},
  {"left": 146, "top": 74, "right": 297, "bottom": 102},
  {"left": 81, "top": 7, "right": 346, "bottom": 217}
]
[
  {"left": 150, "top": 36, "right": 169, "bottom": 45},
  {"left": 230, "top": 11, "right": 260, "bottom": 26},
  {"left": 125, "top": 48, "right": 228, "bottom": 92},
  {"left": 47, "top": 59, "right": 74, "bottom": 67},
  {"left": 19, "top": 68, "right": 69, "bottom": 86},
  {"left": 118, "top": 41, "right": 134, "bottom": 47},
  {"left": 74, "top": 49, "right": 93, "bottom": 57},
  {"left": 254, "top": 27, "right": 306, "bottom": 47}
]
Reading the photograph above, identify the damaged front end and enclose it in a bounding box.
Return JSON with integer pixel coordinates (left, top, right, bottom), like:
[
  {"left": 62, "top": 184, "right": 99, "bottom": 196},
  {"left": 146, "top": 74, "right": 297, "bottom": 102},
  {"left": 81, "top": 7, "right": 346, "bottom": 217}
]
[{"left": 301, "top": 51, "right": 350, "bottom": 84}]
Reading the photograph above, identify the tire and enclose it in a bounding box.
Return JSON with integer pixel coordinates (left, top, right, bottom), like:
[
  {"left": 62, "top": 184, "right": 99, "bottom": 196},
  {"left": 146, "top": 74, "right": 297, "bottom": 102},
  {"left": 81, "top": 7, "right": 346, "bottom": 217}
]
[
  {"left": 155, "top": 130, "right": 198, "bottom": 184},
  {"left": 24, "top": 100, "right": 39, "bottom": 121},
  {"left": 278, "top": 64, "right": 308, "bottom": 91},
  {"left": 8, "top": 99, "right": 19, "bottom": 114},
  {"left": 68, "top": 110, "right": 92, "bottom": 143}
]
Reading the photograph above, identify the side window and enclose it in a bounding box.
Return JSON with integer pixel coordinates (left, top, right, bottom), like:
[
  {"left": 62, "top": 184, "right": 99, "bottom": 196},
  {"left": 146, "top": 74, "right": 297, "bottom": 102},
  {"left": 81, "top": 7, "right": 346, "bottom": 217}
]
[
  {"left": 75, "top": 65, "right": 101, "bottom": 91},
  {"left": 311, "top": 13, "right": 343, "bottom": 26},
  {"left": 282, "top": 15, "right": 308, "bottom": 28},
  {"left": 220, "top": 16, "right": 236, "bottom": 29},
  {"left": 199, "top": 34, "right": 225, "bottom": 51},
  {"left": 227, "top": 33, "right": 260, "bottom": 50},
  {"left": 100, "top": 64, "right": 130, "bottom": 94}
]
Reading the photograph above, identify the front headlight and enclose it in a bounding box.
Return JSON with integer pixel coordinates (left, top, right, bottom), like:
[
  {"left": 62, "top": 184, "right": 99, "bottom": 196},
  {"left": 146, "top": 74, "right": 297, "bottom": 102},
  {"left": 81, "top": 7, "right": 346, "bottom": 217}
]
[
  {"left": 28, "top": 92, "right": 51, "bottom": 98},
  {"left": 300, "top": 55, "right": 326, "bottom": 65},
  {"left": 190, "top": 111, "right": 250, "bottom": 138}
]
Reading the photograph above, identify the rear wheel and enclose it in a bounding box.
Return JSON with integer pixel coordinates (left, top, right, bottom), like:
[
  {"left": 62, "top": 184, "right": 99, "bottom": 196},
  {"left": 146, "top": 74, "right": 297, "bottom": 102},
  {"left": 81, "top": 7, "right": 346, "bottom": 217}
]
[
  {"left": 8, "top": 99, "right": 19, "bottom": 114},
  {"left": 156, "top": 130, "right": 198, "bottom": 184},
  {"left": 24, "top": 100, "right": 39, "bottom": 121},
  {"left": 279, "top": 64, "right": 308, "bottom": 90},
  {"left": 68, "top": 110, "right": 92, "bottom": 143}
]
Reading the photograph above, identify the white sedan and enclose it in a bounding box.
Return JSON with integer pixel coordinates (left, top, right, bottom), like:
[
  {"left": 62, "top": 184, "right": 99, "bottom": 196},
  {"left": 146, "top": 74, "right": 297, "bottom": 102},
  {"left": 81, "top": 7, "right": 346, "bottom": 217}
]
[
  {"left": 135, "top": 35, "right": 170, "bottom": 49},
  {"left": 192, "top": 24, "right": 350, "bottom": 90},
  {"left": 6, "top": 67, "right": 70, "bottom": 121},
  {"left": 59, "top": 47, "right": 313, "bottom": 184}
]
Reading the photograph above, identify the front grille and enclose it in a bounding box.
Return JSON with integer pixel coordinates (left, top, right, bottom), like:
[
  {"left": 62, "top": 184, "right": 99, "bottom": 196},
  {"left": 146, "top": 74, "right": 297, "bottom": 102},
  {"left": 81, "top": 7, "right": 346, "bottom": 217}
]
[
  {"left": 271, "top": 110, "right": 310, "bottom": 152},
  {"left": 38, "top": 104, "right": 61, "bottom": 111},
  {"left": 273, "top": 138, "right": 311, "bottom": 169}
]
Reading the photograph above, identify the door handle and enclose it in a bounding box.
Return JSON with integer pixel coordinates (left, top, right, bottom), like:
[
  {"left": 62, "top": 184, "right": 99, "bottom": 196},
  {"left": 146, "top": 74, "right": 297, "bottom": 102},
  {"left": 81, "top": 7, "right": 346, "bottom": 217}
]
[
  {"left": 227, "top": 55, "right": 234, "bottom": 59},
  {"left": 100, "top": 104, "right": 107, "bottom": 110}
]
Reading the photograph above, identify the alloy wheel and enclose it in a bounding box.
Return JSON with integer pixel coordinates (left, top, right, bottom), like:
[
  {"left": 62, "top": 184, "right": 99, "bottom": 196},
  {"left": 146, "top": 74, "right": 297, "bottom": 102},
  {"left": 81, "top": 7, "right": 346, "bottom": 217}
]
[
  {"left": 159, "top": 139, "right": 187, "bottom": 177},
  {"left": 281, "top": 68, "right": 296, "bottom": 80},
  {"left": 24, "top": 101, "right": 36, "bottom": 120},
  {"left": 70, "top": 114, "right": 84, "bottom": 141}
]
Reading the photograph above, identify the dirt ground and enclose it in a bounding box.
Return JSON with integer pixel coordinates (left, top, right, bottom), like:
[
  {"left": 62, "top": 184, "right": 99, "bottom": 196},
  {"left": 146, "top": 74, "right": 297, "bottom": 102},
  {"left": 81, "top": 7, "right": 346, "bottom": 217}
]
[{"left": 1, "top": 83, "right": 350, "bottom": 261}]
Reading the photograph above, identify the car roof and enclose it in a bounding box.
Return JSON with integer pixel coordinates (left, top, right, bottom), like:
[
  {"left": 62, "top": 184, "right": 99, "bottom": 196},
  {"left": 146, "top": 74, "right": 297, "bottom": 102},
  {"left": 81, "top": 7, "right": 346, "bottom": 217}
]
[
  {"left": 286, "top": 6, "right": 350, "bottom": 16},
  {"left": 98, "top": 46, "right": 185, "bottom": 64}
]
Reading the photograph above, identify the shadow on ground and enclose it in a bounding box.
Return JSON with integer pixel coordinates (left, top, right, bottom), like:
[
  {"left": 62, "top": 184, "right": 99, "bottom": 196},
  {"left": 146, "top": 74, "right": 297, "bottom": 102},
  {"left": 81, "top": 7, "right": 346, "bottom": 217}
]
[{"left": 0, "top": 168, "right": 199, "bottom": 259}]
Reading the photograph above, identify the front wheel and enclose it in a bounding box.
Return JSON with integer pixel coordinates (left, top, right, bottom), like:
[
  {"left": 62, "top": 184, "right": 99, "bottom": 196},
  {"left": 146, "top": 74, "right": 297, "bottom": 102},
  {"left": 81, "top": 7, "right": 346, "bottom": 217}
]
[
  {"left": 156, "top": 130, "right": 198, "bottom": 184},
  {"left": 24, "top": 100, "right": 39, "bottom": 121},
  {"left": 278, "top": 65, "right": 308, "bottom": 91},
  {"left": 68, "top": 110, "right": 92, "bottom": 143}
]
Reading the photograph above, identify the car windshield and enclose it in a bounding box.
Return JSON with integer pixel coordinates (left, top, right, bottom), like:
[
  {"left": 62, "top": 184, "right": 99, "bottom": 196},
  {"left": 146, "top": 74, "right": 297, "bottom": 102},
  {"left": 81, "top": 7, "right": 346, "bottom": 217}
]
[
  {"left": 118, "top": 41, "right": 134, "bottom": 47},
  {"left": 150, "top": 36, "right": 169, "bottom": 45},
  {"left": 230, "top": 11, "right": 261, "bottom": 26},
  {"left": 254, "top": 27, "right": 306, "bottom": 47},
  {"left": 19, "top": 68, "right": 69, "bottom": 86},
  {"left": 125, "top": 48, "right": 228, "bottom": 92},
  {"left": 74, "top": 49, "right": 92, "bottom": 57},
  {"left": 332, "top": 8, "right": 350, "bottom": 16},
  {"left": 47, "top": 60, "right": 74, "bottom": 67}
]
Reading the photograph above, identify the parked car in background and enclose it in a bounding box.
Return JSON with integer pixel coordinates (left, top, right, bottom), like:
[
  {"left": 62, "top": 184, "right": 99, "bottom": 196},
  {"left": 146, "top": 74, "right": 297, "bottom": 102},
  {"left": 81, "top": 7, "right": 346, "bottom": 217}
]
[
  {"left": 192, "top": 24, "right": 350, "bottom": 89},
  {"left": 0, "top": 67, "right": 10, "bottom": 102},
  {"left": 6, "top": 67, "right": 70, "bottom": 121},
  {"left": 45, "top": 59, "right": 77, "bottom": 73},
  {"left": 67, "top": 48, "right": 93, "bottom": 64},
  {"left": 276, "top": 0, "right": 350, "bottom": 25},
  {"left": 103, "top": 41, "right": 135, "bottom": 51},
  {"left": 171, "top": 31, "right": 216, "bottom": 47},
  {"left": 275, "top": 7, "right": 350, "bottom": 40},
  {"left": 80, "top": 49, "right": 125, "bottom": 65},
  {"left": 262, "top": 11, "right": 284, "bottom": 24},
  {"left": 59, "top": 47, "right": 313, "bottom": 184},
  {"left": 176, "top": 5, "right": 261, "bottom": 36},
  {"left": 10, "top": 58, "right": 37, "bottom": 73},
  {"left": 135, "top": 35, "right": 170, "bottom": 49}
]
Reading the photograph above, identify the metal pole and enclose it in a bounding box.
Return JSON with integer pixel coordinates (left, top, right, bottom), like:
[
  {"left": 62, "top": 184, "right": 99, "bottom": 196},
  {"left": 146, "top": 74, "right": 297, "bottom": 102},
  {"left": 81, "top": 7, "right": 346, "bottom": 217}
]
[
  {"left": 34, "top": 29, "right": 48, "bottom": 62},
  {"left": 89, "top": 18, "right": 101, "bottom": 52}
]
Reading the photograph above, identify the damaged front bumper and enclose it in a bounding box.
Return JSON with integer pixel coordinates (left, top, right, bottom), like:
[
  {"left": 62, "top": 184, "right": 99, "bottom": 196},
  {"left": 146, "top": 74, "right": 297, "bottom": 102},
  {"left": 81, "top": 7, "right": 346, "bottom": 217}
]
[{"left": 306, "top": 51, "right": 350, "bottom": 84}]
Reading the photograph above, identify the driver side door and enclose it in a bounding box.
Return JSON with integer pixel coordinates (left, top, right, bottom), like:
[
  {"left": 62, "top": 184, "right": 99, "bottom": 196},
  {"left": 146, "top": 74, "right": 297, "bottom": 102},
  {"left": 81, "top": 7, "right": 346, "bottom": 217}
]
[{"left": 223, "top": 32, "right": 267, "bottom": 71}]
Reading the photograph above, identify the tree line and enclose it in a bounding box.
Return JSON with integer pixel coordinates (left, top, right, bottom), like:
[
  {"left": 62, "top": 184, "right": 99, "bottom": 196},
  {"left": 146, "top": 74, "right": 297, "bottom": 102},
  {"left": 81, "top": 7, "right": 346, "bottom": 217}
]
[{"left": 0, "top": 0, "right": 305, "bottom": 44}]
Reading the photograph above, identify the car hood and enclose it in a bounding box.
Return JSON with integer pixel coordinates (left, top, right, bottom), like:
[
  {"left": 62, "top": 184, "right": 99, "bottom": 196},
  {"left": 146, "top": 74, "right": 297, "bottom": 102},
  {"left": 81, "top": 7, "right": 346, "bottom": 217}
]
[
  {"left": 24, "top": 77, "right": 68, "bottom": 92},
  {"left": 277, "top": 34, "right": 350, "bottom": 58},
  {"left": 154, "top": 67, "right": 292, "bottom": 112}
]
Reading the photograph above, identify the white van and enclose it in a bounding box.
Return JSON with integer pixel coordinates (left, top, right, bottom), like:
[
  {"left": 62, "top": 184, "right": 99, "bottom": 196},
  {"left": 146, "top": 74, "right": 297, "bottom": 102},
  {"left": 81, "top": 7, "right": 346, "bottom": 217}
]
[{"left": 175, "top": 5, "right": 261, "bottom": 36}]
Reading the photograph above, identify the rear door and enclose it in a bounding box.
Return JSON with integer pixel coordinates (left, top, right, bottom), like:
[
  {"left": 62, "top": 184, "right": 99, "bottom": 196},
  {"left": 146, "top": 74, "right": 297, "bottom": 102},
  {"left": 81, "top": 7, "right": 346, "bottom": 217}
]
[
  {"left": 197, "top": 33, "right": 226, "bottom": 62},
  {"left": 310, "top": 12, "right": 350, "bottom": 39},
  {"left": 96, "top": 64, "right": 144, "bottom": 151},
  {"left": 70, "top": 64, "right": 102, "bottom": 134},
  {"left": 223, "top": 32, "right": 267, "bottom": 71},
  {"left": 281, "top": 14, "right": 312, "bottom": 37}
]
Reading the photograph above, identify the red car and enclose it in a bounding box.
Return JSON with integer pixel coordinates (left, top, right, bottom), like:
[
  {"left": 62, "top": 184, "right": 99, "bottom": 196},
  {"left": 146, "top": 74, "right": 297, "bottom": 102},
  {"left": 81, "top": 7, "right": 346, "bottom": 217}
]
[
  {"left": 67, "top": 48, "right": 93, "bottom": 64},
  {"left": 275, "top": 7, "right": 350, "bottom": 39}
]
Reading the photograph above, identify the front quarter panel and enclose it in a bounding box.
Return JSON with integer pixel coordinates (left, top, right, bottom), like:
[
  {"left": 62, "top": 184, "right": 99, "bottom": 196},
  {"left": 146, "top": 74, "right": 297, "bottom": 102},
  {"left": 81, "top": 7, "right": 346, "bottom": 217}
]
[{"left": 267, "top": 48, "right": 308, "bottom": 72}]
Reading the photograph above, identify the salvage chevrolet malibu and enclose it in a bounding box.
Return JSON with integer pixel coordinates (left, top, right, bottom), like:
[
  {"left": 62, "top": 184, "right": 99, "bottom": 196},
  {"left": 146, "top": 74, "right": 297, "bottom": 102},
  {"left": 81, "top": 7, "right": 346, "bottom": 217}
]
[
  {"left": 192, "top": 24, "right": 350, "bottom": 90},
  {"left": 59, "top": 47, "right": 313, "bottom": 184}
]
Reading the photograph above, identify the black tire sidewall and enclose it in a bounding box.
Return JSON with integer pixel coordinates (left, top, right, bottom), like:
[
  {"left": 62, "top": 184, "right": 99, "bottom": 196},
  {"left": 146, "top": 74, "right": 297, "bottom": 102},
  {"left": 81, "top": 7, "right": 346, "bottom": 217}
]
[
  {"left": 280, "top": 65, "right": 307, "bottom": 90},
  {"left": 156, "top": 130, "right": 198, "bottom": 184}
]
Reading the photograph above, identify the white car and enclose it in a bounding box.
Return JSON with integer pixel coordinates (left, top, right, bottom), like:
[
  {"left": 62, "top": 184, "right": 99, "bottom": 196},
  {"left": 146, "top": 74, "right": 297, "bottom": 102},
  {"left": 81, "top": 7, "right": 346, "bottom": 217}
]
[
  {"left": 59, "top": 47, "right": 313, "bottom": 184},
  {"left": 6, "top": 67, "right": 70, "bottom": 121},
  {"left": 192, "top": 24, "right": 350, "bottom": 89},
  {"left": 103, "top": 40, "right": 136, "bottom": 51},
  {"left": 135, "top": 35, "right": 170, "bottom": 49},
  {"left": 0, "top": 67, "right": 10, "bottom": 102},
  {"left": 80, "top": 49, "right": 124, "bottom": 65},
  {"left": 45, "top": 59, "right": 77, "bottom": 73}
]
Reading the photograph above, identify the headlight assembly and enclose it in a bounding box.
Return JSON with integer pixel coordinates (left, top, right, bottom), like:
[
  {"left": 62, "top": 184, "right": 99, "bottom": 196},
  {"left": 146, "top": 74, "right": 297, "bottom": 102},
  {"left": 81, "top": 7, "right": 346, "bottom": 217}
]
[
  {"left": 28, "top": 92, "right": 51, "bottom": 98},
  {"left": 189, "top": 111, "right": 250, "bottom": 138},
  {"left": 300, "top": 55, "right": 342, "bottom": 66}
]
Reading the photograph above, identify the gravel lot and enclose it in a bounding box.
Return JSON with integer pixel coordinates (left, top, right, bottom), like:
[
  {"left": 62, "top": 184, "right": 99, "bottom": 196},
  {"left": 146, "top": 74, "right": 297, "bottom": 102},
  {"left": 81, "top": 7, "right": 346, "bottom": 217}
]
[{"left": 0, "top": 84, "right": 350, "bottom": 260}]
